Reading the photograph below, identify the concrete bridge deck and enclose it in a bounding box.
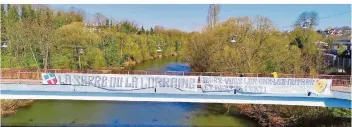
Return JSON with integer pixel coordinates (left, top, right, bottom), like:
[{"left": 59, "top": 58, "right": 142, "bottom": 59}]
[
  {"left": 1, "top": 79, "right": 351, "bottom": 93},
  {"left": 1, "top": 84, "right": 351, "bottom": 108},
  {"left": 1, "top": 71, "right": 351, "bottom": 108}
]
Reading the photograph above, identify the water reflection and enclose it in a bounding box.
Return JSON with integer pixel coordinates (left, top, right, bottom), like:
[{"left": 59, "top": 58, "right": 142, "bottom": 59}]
[{"left": 1, "top": 57, "right": 258, "bottom": 127}]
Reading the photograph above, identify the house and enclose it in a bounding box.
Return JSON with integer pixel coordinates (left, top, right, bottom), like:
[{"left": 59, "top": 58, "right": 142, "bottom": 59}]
[
  {"left": 87, "top": 27, "right": 101, "bottom": 33},
  {"left": 324, "top": 28, "right": 350, "bottom": 37},
  {"left": 315, "top": 41, "right": 329, "bottom": 52},
  {"left": 331, "top": 36, "right": 351, "bottom": 57}
]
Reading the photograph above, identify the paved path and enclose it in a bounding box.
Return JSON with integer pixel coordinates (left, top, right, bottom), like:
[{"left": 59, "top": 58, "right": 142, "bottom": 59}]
[{"left": 1, "top": 79, "right": 351, "bottom": 108}]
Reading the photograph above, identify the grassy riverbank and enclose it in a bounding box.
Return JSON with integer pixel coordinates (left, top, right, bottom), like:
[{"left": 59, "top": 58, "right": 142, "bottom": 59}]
[
  {"left": 0, "top": 55, "right": 180, "bottom": 118},
  {"left": 122, "top": 53, "right": 178, "bottom": 68},
  {"left": 189, "top": 103, "right": 260, "bottom": 127},
  {"left": 1, "top": 4, "right": 186, "bottom": 71},
  {"left": 180, "top": 8, "right": 351, "bottom": 127},
  {"left": 1, "top": 99, "right": 35, "bottom": 117},
  {"left": 233, "top": 104, "right": 351, "bottom": 127}
]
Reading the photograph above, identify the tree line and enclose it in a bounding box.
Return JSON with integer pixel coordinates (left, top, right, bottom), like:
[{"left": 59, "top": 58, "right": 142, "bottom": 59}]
[
  {"left": 182, "top": 10, "right": 329, "bottom": 75},
  {"left": 1, "top": 4, "right": 350, "bottom": 126},
  {"left": 1, "top": 4, "right": 187, "bottom": 70},
  {"left": 184, "top": 5, "right": 350, "bottom": 127},
  {"left": 1, "top": 4, "right": 343, "bottom": 74}
]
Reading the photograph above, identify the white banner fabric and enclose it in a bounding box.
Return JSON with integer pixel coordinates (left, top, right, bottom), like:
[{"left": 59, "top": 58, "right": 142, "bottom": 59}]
[
  {"left": 42, "top": 73, "right": 198, "bottom": 92},
  {"left": 200, "top": 76, "right": 332, "bottom": 96}
]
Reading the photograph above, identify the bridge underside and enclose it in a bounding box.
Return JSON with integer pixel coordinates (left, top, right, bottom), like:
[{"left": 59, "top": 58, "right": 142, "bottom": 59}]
[{"left": 1, "top": 85, "right": 350, "bottom": 108}]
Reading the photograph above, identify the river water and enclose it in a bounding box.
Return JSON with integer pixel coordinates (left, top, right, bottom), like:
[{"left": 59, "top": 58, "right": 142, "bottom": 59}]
[{"left": 1, "top": 57, "right": 258, "bottom": 127}]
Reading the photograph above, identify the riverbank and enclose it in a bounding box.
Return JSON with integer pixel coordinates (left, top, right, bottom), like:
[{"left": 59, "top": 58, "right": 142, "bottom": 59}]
[
  {"left": 1, "top": 99, "right": 35, "bottom": 117},
  {"left": 1, "top": 100, "right": 259, "bottom": 126},
  {"left": 1, "top": 56, "right": 258, "bottom": 126},
  {"left": 122, "top": 53, "right": 179, "bottom": 69},
  {"left": 232, "top": 103, "right": 351, "bottom": 127},
  {"left": 0, "top": 55, "right": 180, "bottom": 118}
]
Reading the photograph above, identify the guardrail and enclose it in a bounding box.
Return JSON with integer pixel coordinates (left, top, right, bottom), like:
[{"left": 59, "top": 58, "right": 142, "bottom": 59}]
[{"left": 1, "top": 69, "right": 351, "bottom": 87}]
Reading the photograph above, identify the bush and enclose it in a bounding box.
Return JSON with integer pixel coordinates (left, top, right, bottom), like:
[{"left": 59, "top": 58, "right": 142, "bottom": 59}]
[
  {"left": 234, "top": 104, "right": 348, "bottom": 127},
  {"left": 1, "top": 99, "right": 35, "bottom": 117}
]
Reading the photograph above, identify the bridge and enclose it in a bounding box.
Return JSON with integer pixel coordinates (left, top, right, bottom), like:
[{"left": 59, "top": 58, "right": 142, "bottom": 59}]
[{"left": 1, "top": 69, "right": 351, "bottom": 108}]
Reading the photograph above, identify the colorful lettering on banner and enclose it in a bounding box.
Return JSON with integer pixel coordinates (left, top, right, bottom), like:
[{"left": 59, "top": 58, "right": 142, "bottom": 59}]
[
  {"left": 42, "top": 73, "right": 58, "bottom": 85},
  {"left": 41, "top": 73, "right": 332, "bottom": 96},
  {"left": 199, "top": 76, "right": 332, "bottom": 96},
  {"left": 41, "top": 73, "right": 198, "bottom": 92}
]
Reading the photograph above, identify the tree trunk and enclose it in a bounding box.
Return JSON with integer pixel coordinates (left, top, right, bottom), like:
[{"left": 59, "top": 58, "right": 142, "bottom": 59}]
[
  {"left": 44, "top": 44, "right": 49, "bottom": 72},
  {"left": 29, "top": 45, "right": 40, "bottom": 70}
]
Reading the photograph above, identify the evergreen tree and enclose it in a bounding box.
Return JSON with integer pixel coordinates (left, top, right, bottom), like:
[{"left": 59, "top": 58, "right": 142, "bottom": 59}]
[
  {"left": 105, "top": 19, "right": 110, "bottom": 28},
  {"left": 1, "top": 4, "right": 7, "bottom": 40},
  {"left": 141, "top": 26, "right": 145, "bottom": 34},
  {"left": 150, "top": 27, "right": 154, "bottom": 34},
  {"left": 21, "top": 5, "right": 35, "bottom": 21},
  {"left": 145, "top": 29, "right": 150, "bottom": 35},
  {"left": 7, "top": 5, "right": 19, "bottom": 23}
]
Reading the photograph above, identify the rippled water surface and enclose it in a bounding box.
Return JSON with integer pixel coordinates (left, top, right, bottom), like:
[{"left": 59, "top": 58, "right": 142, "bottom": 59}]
[{"left": 2, "top": 57, "right": 258, "bottom": 126}]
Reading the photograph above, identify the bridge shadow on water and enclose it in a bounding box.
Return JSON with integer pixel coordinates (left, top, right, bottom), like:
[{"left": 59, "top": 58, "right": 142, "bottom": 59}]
[{"left": 1, "top": 101, "right": 257, "bottom": 127}]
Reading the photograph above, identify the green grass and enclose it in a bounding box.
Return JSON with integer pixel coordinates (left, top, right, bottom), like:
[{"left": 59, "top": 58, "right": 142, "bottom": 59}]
[
  {"left": 330, "top": 108, "right": 352, "bottom": 118},
  {"left": 189, "top": 114, "right": 258, "bottom": 127},
  {"left": 187, "top": 104, "right": 259, "bottom": 127}
]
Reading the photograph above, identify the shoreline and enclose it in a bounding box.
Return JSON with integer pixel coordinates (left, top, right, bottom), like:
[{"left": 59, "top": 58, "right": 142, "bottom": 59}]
[
  {"left": 122, "top": 53, "right": 179, "bottom": 68},
  {"left": 3, "top": 55, "right": 349, "bottom": 126},
  {"left": 1, "top": 99, "right": 35, "bottom": 117},
  {"left": 0, "top": 54, "right": 179, "bottom": 118}
]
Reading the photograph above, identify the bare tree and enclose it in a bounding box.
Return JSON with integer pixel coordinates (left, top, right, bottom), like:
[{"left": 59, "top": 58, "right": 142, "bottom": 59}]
[
  {"left": 207, "top": 4, "right": 220, "bottom": 29},
  {"left": 93, "top": 13, "right": 107, "bottom": 27},
  {"left": 294, "top": 11, "right": 318, "bottom": 29}
]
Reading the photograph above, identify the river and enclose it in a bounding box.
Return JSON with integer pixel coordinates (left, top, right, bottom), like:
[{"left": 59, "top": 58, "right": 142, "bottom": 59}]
[{"left": 1, "top": 57, "right": 258, "bottom": 127}]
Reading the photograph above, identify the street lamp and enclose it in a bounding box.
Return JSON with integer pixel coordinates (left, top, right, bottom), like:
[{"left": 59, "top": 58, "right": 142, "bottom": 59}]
[
  {"left": 230, "top": 36, "right": 236, "bottom": 43},
  {"left": 1, "top": 41, "right": 8, "bottom": 48},
  {"left": 76, "top": 47, "right": 84, "bottom": 70},
  {"left": 157, "top": 44, "right": 162, "bottom": 53}
]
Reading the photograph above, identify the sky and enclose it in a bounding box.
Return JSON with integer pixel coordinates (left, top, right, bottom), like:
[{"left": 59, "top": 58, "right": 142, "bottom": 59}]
[{"left": 50, "top": 4, "right": 351, "bottom": 32}]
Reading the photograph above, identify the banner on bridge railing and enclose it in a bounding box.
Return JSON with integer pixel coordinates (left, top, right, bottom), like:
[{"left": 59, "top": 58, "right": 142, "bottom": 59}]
[
  {"left": 41, "top": 73, "right": 332, "bottom": 95},
  {"left": 42, "top": 73, "right": 198, "bottom": 92},
  {"left": 200, "top": 76, "right": 332, "bottom": 96}
]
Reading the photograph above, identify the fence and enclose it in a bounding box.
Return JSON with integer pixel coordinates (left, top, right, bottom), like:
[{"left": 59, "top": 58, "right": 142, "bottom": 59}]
[
  {"left": 1, "top": 69, "right": 351, "bottom": 87},
  {"left": 324, "top": 53, "right": 351, "bottom": 72}
]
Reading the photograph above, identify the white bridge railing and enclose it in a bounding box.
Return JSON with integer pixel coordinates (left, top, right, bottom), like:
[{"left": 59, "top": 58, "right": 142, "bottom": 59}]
[{"left": 1, "top": 69, "right": 351, "bottom": 87}]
